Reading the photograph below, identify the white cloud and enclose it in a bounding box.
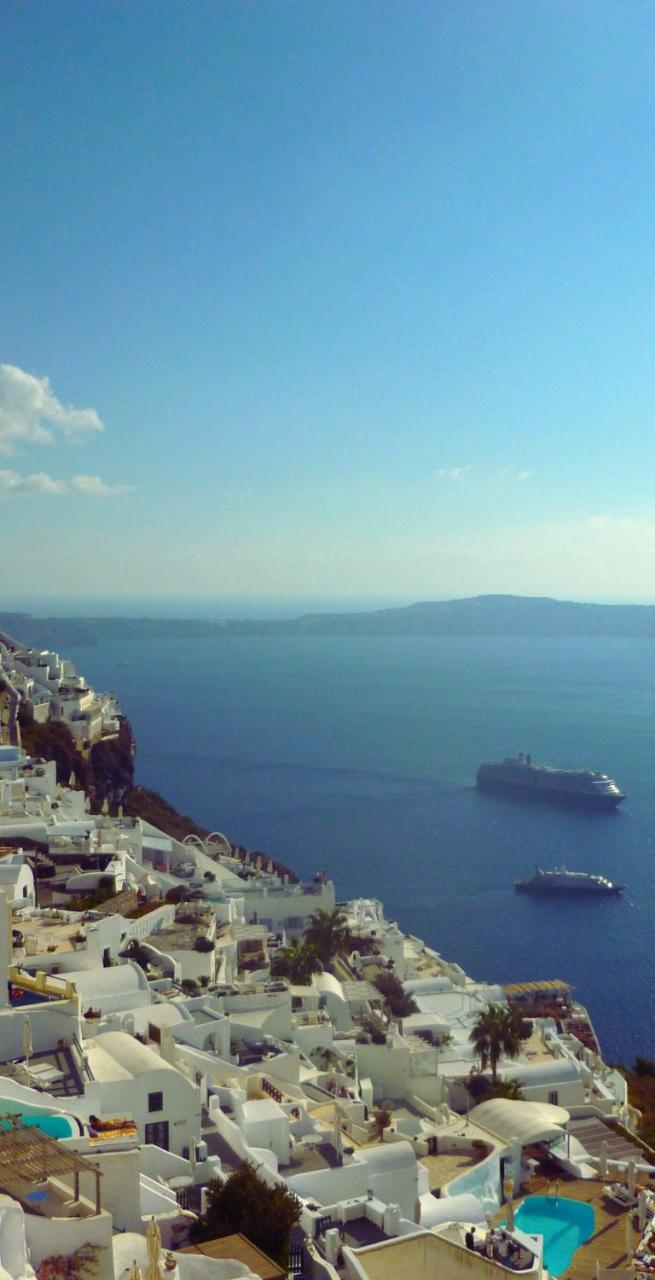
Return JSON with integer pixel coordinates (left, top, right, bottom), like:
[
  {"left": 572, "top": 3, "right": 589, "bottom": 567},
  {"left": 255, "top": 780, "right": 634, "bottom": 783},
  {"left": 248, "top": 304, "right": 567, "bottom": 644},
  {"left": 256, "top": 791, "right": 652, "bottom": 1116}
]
[
  {"left": 436, "top": 465, "right": 475, "bottom": 481},
  {"left": 69, "top": 474, "right": 132, "bottom": 496},
  {"left": 585, "top": 515, "right": 654, "bottom": 531},
  {"left": 436, "top": 465, "right": 533, "bottom": 482},
  {"left": 0, "top": 470, "right": 131, "bottom": 497},
  {"left": 0, "top": 364, "right": 104, "bottom": 454}
]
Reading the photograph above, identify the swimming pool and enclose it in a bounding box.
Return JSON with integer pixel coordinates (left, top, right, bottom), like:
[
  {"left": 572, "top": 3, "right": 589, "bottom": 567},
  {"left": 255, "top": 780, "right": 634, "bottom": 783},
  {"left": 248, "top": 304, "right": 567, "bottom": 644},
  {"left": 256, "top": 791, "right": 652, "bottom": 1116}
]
[
  {"left": 0, "top": 1112, "right": 76, "bottom": 1139},
  {"left": 511, "top": 1195, "right": 595, "bottom": 1277}
]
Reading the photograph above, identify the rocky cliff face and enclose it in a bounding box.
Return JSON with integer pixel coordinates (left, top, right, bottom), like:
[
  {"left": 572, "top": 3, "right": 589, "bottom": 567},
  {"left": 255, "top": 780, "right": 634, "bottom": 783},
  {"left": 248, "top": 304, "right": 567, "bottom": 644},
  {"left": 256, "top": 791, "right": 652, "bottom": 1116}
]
[
  {"left": 19, "top": 710, "right": 135, "bottom": 812},
  {"left": 17, "top": 706, "right": 211, "bottom": 838},
  {"left": 0, "top": 677, "right": 19, "bottom": 745},
  {"left": 18, "top": 706, "right": 298, "bottom": 877}
]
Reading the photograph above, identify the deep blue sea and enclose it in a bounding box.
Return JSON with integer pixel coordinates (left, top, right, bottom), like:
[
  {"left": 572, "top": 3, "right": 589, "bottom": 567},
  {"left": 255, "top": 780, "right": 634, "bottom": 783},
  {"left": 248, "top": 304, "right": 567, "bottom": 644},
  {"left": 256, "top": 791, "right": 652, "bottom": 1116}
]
[{"left": 65, "top": 633, "right": 655, "bottom": 1065}]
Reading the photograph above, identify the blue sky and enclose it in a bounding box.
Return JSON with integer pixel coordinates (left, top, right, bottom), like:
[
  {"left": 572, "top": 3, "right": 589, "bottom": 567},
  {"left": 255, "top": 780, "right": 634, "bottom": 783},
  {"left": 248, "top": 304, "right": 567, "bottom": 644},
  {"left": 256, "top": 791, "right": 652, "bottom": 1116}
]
[{"left": 2, "top": 1, "right": 655, "bottom": 607}]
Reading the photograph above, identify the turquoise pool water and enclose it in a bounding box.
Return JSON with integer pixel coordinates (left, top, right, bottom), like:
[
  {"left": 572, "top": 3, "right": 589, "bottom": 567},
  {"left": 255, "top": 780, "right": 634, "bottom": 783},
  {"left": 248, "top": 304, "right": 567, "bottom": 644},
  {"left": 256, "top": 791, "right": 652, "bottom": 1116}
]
[
  {"left": 0, "top": 1112, "right": 75, "bottom": 1139},
  {"left": 512, "top": 1195, "right": 595, "bottom": 1276}
]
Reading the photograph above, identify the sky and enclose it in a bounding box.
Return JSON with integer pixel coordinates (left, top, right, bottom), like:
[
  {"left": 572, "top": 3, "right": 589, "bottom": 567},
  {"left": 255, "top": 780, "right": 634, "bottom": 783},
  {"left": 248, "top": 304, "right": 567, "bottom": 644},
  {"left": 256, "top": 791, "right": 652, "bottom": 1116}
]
[{"left": 2, "top": 1, "right": 655, "bottom": 609}]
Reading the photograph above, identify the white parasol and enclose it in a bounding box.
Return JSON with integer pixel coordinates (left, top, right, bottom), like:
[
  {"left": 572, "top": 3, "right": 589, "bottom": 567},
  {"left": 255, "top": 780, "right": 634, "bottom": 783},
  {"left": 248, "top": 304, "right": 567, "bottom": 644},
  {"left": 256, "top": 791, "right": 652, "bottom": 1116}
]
[
  {"left": 333, "top": 1106, "right": 343, "bottom": 1158},
  {"left": 639, "top": 1189, "right": 649, "bottom": 1233},
  {"left": 627, "top": 1159, "right": 637, "bottom": 1198},
  {"left": 146, "top": 1216, "right": 161, "bottom": 1280},
  {"left": 598, "top": 1140, "right": 608, "bottom": 1180},
  {"left": 22, "top": 1015, "right": 32, "bottom": 1071},
  {"left": 625, "top": 1209, "right": 633, "bottom": 1258}
]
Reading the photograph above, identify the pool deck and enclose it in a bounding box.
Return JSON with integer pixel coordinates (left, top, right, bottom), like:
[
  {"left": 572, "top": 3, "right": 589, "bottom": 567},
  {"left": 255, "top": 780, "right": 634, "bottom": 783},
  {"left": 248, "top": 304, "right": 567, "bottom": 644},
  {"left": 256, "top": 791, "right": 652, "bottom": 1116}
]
[{"left": 493, "top": 1171, "right": 635, "bottom": 1280}]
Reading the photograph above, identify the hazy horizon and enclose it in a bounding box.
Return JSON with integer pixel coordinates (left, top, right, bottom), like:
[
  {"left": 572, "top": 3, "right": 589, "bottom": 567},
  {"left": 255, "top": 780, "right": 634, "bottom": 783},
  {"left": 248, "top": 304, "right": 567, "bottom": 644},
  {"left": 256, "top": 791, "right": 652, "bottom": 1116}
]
[{"left": 4, "top": 589, "right": 655, "bottom": 622}]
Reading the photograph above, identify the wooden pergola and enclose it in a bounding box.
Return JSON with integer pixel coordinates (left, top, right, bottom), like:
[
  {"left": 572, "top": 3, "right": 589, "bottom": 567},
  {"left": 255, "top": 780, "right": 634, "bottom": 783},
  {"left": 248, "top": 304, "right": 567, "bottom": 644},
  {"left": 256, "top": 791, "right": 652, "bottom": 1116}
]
[{"left": 0, "top": 1116, "right": 102, "bottom": 1213}]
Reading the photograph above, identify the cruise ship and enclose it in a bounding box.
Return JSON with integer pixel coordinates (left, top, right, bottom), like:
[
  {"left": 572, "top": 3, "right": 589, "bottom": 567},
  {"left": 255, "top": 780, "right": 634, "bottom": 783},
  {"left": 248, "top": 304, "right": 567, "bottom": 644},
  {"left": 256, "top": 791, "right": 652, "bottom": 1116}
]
[
  {"left": 476, "top": 754, "right": 625, "bottom": 810},
  {"left": 515, "top": 866, "right": 624, "bottom": 895}
]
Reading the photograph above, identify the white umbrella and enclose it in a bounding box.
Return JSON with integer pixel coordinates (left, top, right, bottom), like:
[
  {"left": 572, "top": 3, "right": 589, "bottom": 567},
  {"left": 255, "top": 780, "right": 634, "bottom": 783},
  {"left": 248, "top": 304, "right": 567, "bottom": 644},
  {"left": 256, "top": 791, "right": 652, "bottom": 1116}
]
[
  {"left": 506, "top": 1196, "right": 515, "bottom": 1231},
  {"left": 22, "top": 1016, "right": 32, "bottom": 1070},
  {"left": 333, "top": 1106, "right": 343, "bottom": 1158},
  {"left": 598, "top": 1140, "right": 608, "bottom": 1180},
  {"left": 188, "top": 1140, "right": 197, "bottom": 1176},
  {"left": 627, "top": 1159, "right": 637, "bottom": 1198},
  {"left": 146, "top": 1216, "right": 161, "bottom": 1280},
  {"left": 639, "top": 1189, "right": 649, "bottom": 1233}
]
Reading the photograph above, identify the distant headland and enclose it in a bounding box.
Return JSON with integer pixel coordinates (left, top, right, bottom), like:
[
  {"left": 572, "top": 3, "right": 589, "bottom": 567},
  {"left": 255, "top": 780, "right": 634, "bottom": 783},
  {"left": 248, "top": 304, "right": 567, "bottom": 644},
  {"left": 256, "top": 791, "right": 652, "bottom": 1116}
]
[{"left": 2, "top": 593, "right": 655, "bottom": 648}]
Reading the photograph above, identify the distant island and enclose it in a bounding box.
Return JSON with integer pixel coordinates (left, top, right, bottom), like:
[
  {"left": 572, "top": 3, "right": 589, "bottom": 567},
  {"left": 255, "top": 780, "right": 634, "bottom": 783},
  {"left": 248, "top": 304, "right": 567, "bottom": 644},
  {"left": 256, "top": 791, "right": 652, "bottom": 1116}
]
[{"left": 2, "top": 594, "right": 655, "bottom": 648}]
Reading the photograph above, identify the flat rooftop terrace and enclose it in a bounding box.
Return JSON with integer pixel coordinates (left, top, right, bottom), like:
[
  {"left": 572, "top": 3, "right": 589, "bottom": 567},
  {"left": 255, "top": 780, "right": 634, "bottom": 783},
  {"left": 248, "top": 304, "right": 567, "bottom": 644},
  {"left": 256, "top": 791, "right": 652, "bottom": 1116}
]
[
  {"left": 283, "top": 1140, "right": 342, "bottom": 1174},
  {"left": 14, "top": 913, "right": 80, "bottom": 954}
]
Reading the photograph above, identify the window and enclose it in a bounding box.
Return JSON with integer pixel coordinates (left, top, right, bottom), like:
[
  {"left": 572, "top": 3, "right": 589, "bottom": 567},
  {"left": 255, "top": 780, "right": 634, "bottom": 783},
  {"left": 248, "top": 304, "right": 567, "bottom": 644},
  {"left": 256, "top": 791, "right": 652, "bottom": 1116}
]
[
  {"left": 548, "top": 1090, "right": 559, "bottom": 1105},
  {"left": 148, "top": 1091, "right": 163, "bottom": 1112}
]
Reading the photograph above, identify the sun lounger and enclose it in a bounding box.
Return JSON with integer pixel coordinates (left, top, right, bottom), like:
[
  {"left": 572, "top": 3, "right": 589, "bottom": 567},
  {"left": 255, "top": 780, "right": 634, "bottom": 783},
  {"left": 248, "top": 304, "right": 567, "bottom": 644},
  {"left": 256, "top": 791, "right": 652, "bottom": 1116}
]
[
  {"left": 27, "top": 1063, "right": 65, "bottom": 1085},
  {"left": 604, "top": 1183, "right": 638, "bottom": 1209}
]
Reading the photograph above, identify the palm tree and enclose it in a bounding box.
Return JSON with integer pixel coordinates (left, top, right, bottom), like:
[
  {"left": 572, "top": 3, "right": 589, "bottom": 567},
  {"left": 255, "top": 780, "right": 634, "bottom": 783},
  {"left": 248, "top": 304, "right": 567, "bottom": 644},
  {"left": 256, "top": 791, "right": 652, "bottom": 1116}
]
[
  {"left": 469, "top": 1004, "right": 526, "bottom": 1083},
  {"left": 271, "top": 940, "right": 322, "bottom": 985},
  {"left": 489, "top": 1078, "right": 524, "bottom": 1101},
  {"left": 372, "top": 971, "right": 417, "bottom": 1018},
  {"left": 304, "top": 908, "right": 352, "bottom": 967}
]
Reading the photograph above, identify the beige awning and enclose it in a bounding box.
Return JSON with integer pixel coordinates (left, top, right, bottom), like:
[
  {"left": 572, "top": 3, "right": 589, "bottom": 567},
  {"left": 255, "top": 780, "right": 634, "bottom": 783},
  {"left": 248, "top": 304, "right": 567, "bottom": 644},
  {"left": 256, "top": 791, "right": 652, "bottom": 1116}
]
[{"left": 503, "top": 979, "right": 571, "bottom": 998}]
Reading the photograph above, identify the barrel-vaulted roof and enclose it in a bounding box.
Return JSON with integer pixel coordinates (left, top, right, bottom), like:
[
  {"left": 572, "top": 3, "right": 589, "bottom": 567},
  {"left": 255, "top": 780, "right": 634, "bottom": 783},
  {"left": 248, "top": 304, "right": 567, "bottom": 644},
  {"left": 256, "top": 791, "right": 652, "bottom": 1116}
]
[{"left": 469, "top": 1097, "right": 570, "bottom": 1145}]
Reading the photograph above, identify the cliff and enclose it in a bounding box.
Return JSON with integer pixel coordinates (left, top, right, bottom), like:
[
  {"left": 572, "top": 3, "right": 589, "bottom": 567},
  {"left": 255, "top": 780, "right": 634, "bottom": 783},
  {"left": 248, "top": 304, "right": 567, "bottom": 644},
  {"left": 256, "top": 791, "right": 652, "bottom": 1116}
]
[
  {"left": 19, "top": 709, "right": 135, "bottom": 812},
  {"left": 18, "top": 706, "right": 298, "bottom": 876}
]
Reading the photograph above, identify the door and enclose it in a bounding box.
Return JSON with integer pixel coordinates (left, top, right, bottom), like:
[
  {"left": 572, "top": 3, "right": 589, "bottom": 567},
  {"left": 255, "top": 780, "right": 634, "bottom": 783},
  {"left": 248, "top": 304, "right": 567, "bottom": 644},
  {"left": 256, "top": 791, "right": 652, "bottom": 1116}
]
[{"left": 144, "top": 1120, "right": 170, "bottom": 1150}]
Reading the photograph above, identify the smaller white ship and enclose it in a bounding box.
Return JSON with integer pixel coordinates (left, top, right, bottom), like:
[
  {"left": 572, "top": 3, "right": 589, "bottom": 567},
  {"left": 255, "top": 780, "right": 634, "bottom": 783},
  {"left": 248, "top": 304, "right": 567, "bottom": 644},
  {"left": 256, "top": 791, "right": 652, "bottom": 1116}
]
[{"left": 515, "top": 864, "right": 624, "bottom": 896}]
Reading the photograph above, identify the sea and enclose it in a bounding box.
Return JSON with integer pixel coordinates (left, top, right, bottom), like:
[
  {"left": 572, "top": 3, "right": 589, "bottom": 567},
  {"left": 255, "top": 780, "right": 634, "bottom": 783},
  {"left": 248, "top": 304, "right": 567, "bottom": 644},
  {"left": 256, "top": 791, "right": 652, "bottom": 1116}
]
[{"left": 59, "top": 628, "right": 655, "bottom": 1065}]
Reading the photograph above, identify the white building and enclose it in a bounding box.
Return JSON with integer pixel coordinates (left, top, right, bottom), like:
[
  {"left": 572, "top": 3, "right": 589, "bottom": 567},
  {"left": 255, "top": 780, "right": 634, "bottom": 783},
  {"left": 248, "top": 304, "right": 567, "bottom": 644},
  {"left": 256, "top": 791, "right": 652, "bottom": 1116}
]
[{"left": 84, "top": 1030, "right": 202, "bottom": 1156}]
